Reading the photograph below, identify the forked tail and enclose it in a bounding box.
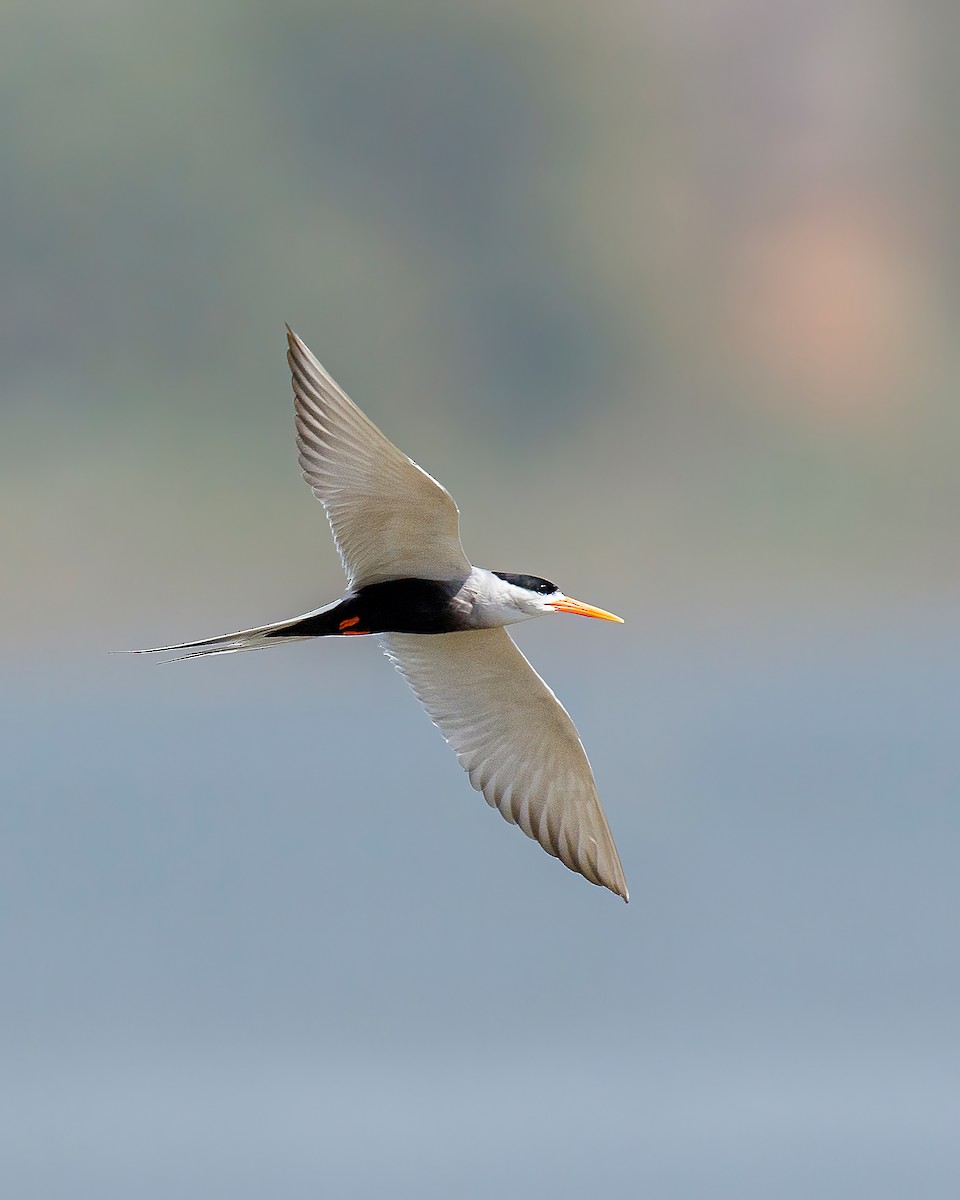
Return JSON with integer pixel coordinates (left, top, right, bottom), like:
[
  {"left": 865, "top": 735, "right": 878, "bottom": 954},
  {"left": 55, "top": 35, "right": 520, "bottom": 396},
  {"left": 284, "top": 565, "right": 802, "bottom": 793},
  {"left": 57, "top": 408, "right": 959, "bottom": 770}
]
[{"left": 131, "top": 601, "right": 342, "bottom": 662}]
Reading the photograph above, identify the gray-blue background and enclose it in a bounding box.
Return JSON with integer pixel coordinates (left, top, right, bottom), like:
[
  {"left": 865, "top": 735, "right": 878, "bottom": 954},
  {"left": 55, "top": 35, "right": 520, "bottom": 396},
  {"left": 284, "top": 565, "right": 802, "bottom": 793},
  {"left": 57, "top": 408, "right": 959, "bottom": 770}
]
[{"left": 3, "top": 2, "right": 958, "bottom": 1196}]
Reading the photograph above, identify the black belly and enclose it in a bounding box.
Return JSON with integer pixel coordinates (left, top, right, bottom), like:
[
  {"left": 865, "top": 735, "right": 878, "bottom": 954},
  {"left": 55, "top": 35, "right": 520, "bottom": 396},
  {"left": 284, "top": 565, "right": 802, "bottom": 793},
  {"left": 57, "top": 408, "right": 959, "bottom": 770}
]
[{"left": 265, "top": 577, "right": 467, "bottom": 638}]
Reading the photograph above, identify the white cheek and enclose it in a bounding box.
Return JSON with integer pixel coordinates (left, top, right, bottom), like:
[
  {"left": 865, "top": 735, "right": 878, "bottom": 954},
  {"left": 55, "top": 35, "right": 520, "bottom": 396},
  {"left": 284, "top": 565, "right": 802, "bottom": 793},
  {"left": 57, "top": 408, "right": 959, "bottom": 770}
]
[{"left": 505, "top": 600, "right": 538, "bottom": 623}]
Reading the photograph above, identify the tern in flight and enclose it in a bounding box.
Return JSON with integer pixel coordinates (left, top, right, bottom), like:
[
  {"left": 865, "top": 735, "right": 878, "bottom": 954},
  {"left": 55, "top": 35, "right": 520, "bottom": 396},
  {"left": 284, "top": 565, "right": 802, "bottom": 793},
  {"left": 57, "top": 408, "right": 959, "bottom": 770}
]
[{"left": 138, "top": 328, "right": 628, "bottom": 900}]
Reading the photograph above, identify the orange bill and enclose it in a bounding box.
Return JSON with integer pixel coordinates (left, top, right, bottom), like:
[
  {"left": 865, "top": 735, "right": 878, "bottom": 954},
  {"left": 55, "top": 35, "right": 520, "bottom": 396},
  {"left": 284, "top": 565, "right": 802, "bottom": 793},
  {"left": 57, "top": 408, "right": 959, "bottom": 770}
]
[{"left": 546, "top": 595, "right": 624, "bottom": 623}]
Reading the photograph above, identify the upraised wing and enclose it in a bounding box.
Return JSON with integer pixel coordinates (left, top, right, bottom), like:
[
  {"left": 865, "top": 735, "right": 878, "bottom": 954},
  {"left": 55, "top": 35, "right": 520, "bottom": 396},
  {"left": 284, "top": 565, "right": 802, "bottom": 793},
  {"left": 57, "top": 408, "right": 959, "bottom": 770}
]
[
  {"left": 287, "top": 327, "right": 472, "bottom": 588},
  {"left": 381, "top": 628, "right": 628, "bottom": 900}
]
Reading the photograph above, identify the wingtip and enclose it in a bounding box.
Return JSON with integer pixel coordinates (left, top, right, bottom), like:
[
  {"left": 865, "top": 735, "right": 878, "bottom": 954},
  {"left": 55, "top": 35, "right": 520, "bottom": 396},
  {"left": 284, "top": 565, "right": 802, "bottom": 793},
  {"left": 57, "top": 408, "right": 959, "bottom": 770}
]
[
  {"left": 286, "top": 323, "right": 311, "bottom": 355},
  {"left": 608, "top": 878, "right": 629, "bottom": 903},
  {"left": 286, "top": 324, "right": 319, "bottom": 371}
]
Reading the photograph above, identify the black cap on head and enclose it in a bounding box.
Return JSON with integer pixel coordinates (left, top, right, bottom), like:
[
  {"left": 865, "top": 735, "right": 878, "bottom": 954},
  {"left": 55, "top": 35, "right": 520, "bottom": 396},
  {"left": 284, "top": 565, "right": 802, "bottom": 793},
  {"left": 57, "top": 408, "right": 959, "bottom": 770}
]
[{"left": 493, "top": 572, "right": 558, "bottom": 595}]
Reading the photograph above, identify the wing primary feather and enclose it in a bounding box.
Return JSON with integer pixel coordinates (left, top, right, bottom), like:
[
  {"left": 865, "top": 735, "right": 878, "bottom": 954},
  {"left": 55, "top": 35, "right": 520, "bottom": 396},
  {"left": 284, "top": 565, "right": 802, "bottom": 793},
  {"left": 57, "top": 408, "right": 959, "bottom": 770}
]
[
  {"left": 380, "top": 628, "right": 628, "bottom": 901},
  {"left": 285, "top": 327, "right": 472, "bottom": 588}
]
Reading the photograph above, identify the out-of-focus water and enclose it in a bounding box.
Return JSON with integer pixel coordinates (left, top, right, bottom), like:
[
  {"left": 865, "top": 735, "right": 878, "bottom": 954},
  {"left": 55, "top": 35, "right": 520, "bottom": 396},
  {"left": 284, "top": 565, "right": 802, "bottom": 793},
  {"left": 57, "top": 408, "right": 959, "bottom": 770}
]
[{"left": 2, "top": 617, "right": 957, "bottom": 1198}]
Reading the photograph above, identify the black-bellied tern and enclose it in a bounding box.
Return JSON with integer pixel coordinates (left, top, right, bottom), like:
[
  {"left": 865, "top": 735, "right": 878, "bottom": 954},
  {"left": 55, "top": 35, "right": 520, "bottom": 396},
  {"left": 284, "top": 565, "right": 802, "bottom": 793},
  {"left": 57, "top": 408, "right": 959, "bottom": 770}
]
[{"left": 138, "top": 328, "right": 628, "bottom": 900}]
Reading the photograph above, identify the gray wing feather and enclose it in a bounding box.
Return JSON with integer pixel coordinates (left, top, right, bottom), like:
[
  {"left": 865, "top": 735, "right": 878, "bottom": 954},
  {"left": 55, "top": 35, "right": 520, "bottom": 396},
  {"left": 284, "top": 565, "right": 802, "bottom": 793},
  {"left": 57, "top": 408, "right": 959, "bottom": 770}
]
[
  {"left": 286, "top": 327, "right": 472, "bottom": 588},
  {"left": 381, "top": 629, "right": 628, "bottom": 901}
]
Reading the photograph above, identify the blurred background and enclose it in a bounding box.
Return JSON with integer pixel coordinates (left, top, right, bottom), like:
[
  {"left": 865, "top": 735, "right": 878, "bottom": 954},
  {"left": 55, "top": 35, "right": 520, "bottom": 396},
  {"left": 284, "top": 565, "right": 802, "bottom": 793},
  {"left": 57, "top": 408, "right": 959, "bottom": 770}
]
[{"left": 2, "top": 0, "right": 958, "bottom": 1195}]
